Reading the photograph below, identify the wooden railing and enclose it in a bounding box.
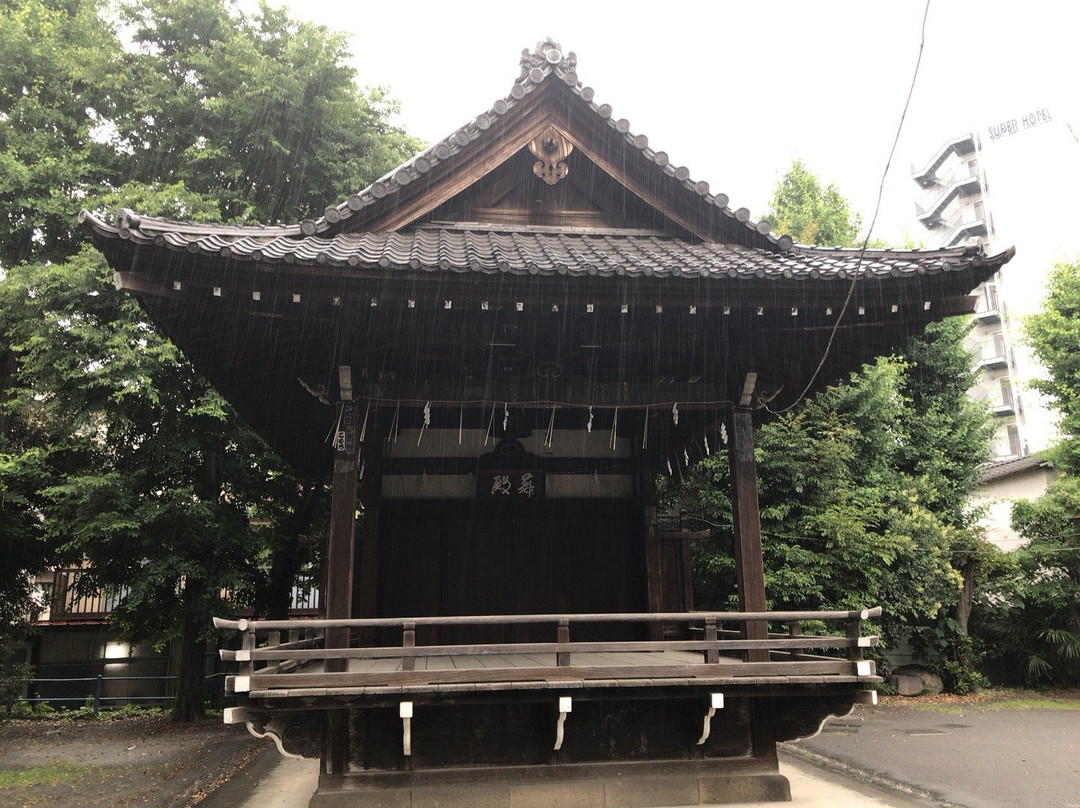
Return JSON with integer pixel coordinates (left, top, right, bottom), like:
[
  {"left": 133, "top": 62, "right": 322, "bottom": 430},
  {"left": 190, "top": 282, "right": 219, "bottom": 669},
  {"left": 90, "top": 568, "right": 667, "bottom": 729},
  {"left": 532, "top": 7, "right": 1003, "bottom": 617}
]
[{"left": 215, "top": 608, "right": 881, "bottom": 698}]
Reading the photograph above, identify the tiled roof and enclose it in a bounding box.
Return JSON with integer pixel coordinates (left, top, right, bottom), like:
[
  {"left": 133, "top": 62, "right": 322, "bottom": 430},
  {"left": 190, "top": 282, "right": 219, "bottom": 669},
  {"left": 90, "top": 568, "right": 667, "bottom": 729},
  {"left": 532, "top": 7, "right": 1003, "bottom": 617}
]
[
  {"left": 302, "top": 39, "right": 783, "bottom": 247},
  {"left": 81, "top": 211, "right": 1008, "bottom": 281},
  {"left": 976, "top": 453, "right": 1054, "bottom": 485}
]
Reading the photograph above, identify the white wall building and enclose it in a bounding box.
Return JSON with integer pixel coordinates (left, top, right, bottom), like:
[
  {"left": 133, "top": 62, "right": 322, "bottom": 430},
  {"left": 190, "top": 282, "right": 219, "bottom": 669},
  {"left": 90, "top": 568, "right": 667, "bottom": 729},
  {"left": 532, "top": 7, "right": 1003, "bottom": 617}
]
[
  {"left": 913, "top": 111, "right": 1080, "bottom": 462},
  {"left": 913, "top": 110, "right": 1080, "bottom": 548}
]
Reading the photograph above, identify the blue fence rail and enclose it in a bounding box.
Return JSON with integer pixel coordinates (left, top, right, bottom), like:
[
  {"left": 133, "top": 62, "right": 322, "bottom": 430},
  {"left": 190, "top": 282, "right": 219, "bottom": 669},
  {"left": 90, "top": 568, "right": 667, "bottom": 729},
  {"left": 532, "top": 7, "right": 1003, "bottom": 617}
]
[{"left": 20, "top": 673, "right": 232, "bottom": 715}]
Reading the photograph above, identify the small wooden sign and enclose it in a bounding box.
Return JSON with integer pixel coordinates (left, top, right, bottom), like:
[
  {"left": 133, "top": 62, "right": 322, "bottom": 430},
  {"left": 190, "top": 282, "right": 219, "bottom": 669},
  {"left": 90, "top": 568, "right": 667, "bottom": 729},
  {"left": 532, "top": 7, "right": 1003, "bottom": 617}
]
[{"left": 477, "top": 470, "right": 546, "bottom": 506}]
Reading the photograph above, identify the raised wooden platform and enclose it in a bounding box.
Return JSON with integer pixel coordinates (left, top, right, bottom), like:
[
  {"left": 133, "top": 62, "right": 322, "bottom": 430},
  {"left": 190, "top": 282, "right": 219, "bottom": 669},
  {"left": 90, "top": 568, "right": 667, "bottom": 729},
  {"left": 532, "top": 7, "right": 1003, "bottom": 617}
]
[{"left": 217, "top": 609, "right": 880, "bottom": 806}]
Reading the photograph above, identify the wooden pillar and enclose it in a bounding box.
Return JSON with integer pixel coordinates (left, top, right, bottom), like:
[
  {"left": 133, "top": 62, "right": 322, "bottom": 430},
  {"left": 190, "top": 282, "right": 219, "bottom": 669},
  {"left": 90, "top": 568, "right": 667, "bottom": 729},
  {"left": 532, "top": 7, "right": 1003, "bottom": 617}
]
[
  {"left": 326, "top": 399, "right": 360, "bottom": 646},
  {"left": 325, "top": 397, "right": 359, "bottom": 775},
  {"left": 728, "top": 406, "right": 769, "bottom": 662},
  {"left": 641, "top": 469, "right": 664, "bottom": 641}
]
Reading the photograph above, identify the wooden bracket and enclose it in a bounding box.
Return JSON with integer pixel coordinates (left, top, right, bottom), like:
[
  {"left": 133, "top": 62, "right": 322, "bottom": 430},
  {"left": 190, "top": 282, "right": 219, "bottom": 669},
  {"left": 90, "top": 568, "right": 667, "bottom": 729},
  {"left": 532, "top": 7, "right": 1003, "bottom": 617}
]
[
  {"left": 554, "top": 695, "right": 572, "bottom": 750},
  {"left": 400, "top": 701, "right": 413, "bottom": 756},
  {"left": 696, "top": 692, "right": 724, "bottom": 745}
]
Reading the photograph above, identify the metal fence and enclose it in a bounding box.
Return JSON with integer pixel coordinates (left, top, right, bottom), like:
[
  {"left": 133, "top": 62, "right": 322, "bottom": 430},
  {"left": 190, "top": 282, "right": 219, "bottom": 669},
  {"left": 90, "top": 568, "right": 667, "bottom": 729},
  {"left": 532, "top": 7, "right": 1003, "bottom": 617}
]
[{"left": 19, "top": 672, "right": 233, "bottom": 715}]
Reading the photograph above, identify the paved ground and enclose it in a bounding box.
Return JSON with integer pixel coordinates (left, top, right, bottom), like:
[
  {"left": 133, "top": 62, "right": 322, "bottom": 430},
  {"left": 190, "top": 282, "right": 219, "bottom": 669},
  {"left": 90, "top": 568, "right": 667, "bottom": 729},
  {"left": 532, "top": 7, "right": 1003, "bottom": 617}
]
[
  {"left": 202, "top": 745, "right": 930, "bottom": 808},
  {"left": 794, "top": 699, "right": 1080, "bottom": 808},
  {"left": 0, "top": 714, "right": 262, "bottom": 808}
]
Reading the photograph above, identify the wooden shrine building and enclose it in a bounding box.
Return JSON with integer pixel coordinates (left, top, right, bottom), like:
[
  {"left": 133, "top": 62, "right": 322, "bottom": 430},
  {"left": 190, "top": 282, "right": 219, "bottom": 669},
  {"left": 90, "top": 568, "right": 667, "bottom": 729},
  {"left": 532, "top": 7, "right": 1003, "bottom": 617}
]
[{"left": 83, "top": 40, "right": 1013, "bottom": 806}]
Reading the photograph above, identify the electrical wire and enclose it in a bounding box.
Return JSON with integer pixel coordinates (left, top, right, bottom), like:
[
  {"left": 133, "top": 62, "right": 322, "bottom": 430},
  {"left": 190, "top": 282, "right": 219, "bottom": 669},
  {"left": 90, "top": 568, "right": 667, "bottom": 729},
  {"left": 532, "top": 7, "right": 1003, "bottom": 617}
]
[{"left": 770, "top": 0, "right": 933, "bottom": 415}]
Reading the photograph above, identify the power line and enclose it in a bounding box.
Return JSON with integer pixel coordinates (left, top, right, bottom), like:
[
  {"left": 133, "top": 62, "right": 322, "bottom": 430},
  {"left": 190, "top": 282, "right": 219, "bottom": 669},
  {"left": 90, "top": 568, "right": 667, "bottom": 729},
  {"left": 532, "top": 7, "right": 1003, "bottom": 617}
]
[{"left": 770, "top": 0, "right": 933, "bottom": 415}]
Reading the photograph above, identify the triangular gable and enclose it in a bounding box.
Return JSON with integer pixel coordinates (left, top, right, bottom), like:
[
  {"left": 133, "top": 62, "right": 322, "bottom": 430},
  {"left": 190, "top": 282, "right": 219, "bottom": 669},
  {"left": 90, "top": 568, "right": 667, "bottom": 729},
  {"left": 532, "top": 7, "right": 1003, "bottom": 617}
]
[{"left": 303, "top": 40, "right": 788, "bottom": 251}]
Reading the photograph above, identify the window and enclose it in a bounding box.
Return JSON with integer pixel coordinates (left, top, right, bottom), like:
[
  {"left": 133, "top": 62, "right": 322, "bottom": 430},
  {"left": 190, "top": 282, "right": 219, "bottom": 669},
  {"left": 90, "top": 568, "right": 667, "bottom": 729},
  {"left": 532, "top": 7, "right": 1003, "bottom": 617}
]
[
  {"left": 992, "top": 332, "right": 1007, "bottom": 358},
  {"left": 999, "top": 379, "right": 1013, "bottom": 407},
  {"left": 1007, "top": 424, "right": 1021, "bottom": 456}
]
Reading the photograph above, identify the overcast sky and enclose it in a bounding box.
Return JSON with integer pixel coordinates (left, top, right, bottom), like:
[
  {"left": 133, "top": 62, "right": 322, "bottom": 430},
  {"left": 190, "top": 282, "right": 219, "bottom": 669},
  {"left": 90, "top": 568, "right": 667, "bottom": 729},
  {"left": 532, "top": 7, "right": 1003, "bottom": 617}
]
[{"left": 268, "top": 0, "right": 1079, "bottom": 248}]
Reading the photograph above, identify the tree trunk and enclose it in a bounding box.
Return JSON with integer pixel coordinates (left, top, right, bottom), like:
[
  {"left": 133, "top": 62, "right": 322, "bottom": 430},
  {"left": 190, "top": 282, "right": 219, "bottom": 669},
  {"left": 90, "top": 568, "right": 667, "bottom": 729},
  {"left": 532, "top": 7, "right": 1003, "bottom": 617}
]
[
  {"left": 170, "top": 580, "right": 208, "bottom": 723},
  {"left": 265, "top": 481, "right": 323, "bottom": 620},
  {"left": 954, "top": 556, "right": 975, "bottom": 635}
]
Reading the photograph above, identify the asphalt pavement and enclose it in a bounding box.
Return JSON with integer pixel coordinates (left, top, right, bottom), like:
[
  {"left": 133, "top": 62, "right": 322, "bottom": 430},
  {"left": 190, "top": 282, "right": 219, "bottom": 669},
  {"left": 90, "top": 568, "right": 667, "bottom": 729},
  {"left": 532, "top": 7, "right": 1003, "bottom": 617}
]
[{"left": 794, "top": 700, "right": 1080, "bottom": 808}]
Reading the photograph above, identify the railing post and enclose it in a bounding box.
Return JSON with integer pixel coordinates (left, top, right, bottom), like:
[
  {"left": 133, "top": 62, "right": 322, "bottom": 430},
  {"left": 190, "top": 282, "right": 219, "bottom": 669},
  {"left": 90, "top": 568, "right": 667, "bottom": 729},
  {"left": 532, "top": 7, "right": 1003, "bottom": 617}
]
[
  {"left": 241, "top": 625, "right": 255, "bottom": 679},
  {"left": 704, "top": 617, "right": 719, "bottom": 664},
  {"left": 788, "top": 620, "right": 802, "bottom": 660},
  {"left": 557, "top": 619, "right": 570, "bottom": 667},
  {"left": 402, "top": 622, "right": 416, "bottom": 672},
  {"left": 93, "top": 674, "right": 103, "bottom": 716},
  {"left": 846, "top": 615, "right": 864, "bottom": 662}
]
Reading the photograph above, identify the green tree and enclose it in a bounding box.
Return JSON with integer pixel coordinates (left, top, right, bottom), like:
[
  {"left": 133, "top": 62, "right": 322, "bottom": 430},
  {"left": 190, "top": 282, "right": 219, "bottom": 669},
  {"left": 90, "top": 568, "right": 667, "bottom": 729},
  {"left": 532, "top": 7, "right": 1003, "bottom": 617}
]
[
  {"left": 984, "top": 258, "right": 1080, "bottom": 686},
  {"left": 679, "top": 168, "right": 996, "bottom": 691},
  {"left": 765, "top": 159, "right": 862, "bottom": 247},
  {"left": 1025, "top": 260, "right": 1080, "bottom": 474},
  {"left": 115, "top": 0, "right": 421, "bottom": 223},
  {"left": 0, "top": 0, "right": 419, "bottom": 720}
]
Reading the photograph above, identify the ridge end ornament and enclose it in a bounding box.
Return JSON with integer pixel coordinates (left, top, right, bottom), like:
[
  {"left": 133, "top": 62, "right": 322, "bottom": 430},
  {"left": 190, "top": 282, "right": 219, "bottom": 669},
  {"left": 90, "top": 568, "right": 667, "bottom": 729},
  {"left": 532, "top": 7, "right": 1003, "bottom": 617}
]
[{"left": 530, "top": 125, "right": 573, "bottom": 185}]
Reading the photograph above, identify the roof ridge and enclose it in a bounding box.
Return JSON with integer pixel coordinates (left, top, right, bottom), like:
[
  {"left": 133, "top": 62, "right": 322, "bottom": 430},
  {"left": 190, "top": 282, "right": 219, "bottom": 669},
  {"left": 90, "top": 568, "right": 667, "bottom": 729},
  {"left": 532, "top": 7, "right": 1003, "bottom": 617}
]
[{"left": 305, "top": 41, "right": 787, "bottom": 250}]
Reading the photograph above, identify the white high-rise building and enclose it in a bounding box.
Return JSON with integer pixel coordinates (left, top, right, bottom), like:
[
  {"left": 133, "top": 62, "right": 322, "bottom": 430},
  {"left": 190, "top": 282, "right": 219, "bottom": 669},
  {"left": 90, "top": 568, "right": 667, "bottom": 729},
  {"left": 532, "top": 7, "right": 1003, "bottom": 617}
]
[{"left": 913, "top": 111, "right": 1080, "bottom": 461}]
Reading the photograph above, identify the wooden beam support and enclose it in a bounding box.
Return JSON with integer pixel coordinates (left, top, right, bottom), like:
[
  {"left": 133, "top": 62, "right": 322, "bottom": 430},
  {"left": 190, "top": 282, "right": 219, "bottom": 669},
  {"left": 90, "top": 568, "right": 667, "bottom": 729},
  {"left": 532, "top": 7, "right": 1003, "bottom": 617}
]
[
  {"left": 324, "top": 396, "right": 359, "bottom": 775},
  {"left": 326, "top": 399, "right": 360, "bottom": 645},
  {"left": 728, "top": 404, "right": 769, "bottom": 663},
  {"left": 641, "top": 471, "right": 664, "bottom": 641}
]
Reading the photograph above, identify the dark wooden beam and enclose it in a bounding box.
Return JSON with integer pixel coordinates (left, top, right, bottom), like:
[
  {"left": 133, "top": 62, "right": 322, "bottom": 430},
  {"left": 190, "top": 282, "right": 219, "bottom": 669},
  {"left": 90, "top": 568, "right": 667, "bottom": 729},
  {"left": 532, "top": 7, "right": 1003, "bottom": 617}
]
[
  {"left": 325, "top": 392, "right": 360, "bottom": 775},
  {"left": 640, "top": 470, "right": 664, "bottom": 641},
  {"left": 728, "top": 399, "right": 769, "bottom": 663}
]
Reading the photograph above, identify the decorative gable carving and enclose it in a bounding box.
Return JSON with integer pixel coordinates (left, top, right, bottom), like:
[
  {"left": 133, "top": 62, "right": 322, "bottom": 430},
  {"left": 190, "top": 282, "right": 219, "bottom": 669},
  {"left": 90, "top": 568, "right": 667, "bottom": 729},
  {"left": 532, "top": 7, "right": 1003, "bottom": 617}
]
[{"left": 529, "top": 125, "right": 574, "bottom": 185}]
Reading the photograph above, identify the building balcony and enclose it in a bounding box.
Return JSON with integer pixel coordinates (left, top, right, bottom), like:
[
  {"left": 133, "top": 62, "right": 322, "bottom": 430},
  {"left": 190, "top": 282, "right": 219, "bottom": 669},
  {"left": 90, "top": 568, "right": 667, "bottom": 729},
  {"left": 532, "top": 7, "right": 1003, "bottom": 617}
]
[
  {"left": 33, "top": 568, "right": 320, "bottom": 625},
  {"left": 912, "top": 134, "right": 977, "bottom": 186},
  {"left": 979, "top": 353, "right": 1011, "bottom": 371},
  {"left": 991, "top": 401, "right": 1016, "bottom": 417},
  {"left": 975, "top": 307, "right": 1001, "bottom": 325},
  {"left": 916, "top": 175, "right": 983, "bottom": 227}
]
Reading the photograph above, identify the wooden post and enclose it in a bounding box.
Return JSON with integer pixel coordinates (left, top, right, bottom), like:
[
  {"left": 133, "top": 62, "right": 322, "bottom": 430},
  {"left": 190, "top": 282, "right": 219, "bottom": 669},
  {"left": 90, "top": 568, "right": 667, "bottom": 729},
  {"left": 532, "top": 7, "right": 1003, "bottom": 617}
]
[
  {"left": 679, "top": 509, "right": 696, "bottom": 613},
  {"left": 728, "top": 405, "right": 769, "bottom": 663},
  {"left": 401, "top": 622, "right": 416, "bottom": 672},
  {"left": 641, "top": 466, "right": 664, "bottom": 641},
  {"left": 704, "top": 617, "right": 719, "bottom": 664},
  {"left": 325, "top": 394, "right": 359, "bottom": 775},
  {"left": 556, "top": 619, "right": 570, "bottom": 667},
  {"left": 326, "top": 399, "right": 359, "bottom": 654}
]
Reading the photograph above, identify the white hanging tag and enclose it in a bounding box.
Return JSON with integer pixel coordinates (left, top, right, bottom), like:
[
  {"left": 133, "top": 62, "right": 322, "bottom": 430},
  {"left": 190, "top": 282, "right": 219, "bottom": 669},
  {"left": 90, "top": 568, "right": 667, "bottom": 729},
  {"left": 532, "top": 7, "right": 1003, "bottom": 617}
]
[
  {"left": 666, "top": 459, "right": 673, "bottom": 475},
  {"left": 545, "top": 404, "right": 556, "bottom": 447},
  {"left": 417, "top": 401, "right": 431, "bottom": 446},
  {"left": 359, "top": 401, "right": 371, "bottom": 443},
  {"left": 484, "top": 403, "right": 495, "bottom": 446},
  {"left": 610, "top": 406, "right": 619, "bottom": 451},
  {"left": 672, "top": 402, "right": 679, "bottom": 426},
  {"left": 720, "top": 423, "right": 728, "bottom": 444},
  {"left": 684, "top": 448, "right": 690, "bottom": 466},
  {"left": 704, "top": 435, "right": 710, "bottom": 456},
  {"left": 503, "top": 402, "right": 509, "bottom": 432},
  {"left": 587, "top": 406, "right": 594, "bottom": 434}
]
